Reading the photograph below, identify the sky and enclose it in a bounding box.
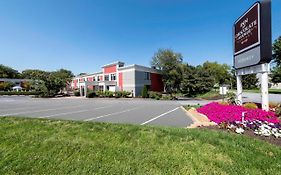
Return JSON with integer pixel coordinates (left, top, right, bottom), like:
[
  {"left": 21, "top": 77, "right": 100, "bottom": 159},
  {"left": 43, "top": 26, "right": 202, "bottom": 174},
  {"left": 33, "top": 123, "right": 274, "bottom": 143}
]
[{"left": 0, "top": 0, "right": 280, "bottom": 75}]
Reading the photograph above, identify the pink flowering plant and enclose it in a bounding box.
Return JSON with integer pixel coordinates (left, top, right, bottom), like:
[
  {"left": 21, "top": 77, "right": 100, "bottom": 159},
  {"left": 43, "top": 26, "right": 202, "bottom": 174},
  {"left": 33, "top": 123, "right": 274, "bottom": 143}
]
[
  {"left": 197, "top": 102, "right": 281, "bottom": 137},
  {"left": 197, "top": 102, "right": 280, "bottom": 124}
]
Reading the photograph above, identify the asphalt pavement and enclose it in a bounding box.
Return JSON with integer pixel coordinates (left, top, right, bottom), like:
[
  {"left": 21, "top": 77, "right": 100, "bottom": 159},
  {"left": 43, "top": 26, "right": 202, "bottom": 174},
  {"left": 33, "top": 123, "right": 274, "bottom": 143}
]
[{"left": 0, "top": 96, "right": 194, "bottom": 128}]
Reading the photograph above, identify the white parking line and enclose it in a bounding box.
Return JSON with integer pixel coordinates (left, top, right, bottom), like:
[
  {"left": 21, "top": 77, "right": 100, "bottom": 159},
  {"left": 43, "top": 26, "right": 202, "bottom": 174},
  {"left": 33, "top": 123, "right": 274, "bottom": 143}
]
[
  {"left": 140, "top": 107, "right": 180, "bottom": 125},
  {"left": 84, "top": 107, "right": 139, "bottom": 121},
  {"left": 0, "top": 104, "right": 88, "bottom": 116},
  {"left": 39, "top": 105, "right": 112, "bottom": 118}
]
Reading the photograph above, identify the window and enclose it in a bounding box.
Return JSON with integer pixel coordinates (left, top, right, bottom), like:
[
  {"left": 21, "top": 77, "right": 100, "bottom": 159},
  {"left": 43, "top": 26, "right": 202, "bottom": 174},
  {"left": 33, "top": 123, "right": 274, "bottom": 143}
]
[
  {"left": 93, "top": 77, "right": 96, "bottom": 81},
  {"left": 144, "top": 72, "right": 150, "bottom": 80},
  {"left": 105, "top": 75, "right": 109, "bottom": 81},
  {"left": 110, "top": 74, "right": 116, "bottom": 81},
  {"left": 97, "top": 76, "right": 100, "bottom": 81}
]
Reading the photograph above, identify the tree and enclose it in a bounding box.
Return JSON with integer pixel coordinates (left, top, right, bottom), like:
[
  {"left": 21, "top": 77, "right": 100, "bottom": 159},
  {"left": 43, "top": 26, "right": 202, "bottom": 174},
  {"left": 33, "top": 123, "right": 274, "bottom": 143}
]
[
  {"left": 242, "top": 74, "right": 258, "bottom": 89},
  {"left": 151, "top": 49, "right": 183, "bottom": 93},
  {"left": 21, "top": 69, "right": 74, "bottom": 97},
  {"left": 0, "top": 64, "right": 21, "bottom": 78},
  {"left": 230, "top": 68, "right": 258, "bottom": 90},
  {"left": 180, "top": 64, "right": 215, "bottom": 96},
  {"left": 21, "top": 81, "right": 31, "bottom": 91},
  {"left": 201, "top": 61, "right": 231, "bottom": 85},
  {"left": 271, "top": 67, "right": 281, "bottom": 83},
  {"left": 271, "top": 36, "right": 281, "bottom": 83},
  {"left": 0, "top": 82, "right": 15, "bottom": 91},
  {"left": 273, "top": 36, "right": 281, "bottom": 66},
  {"left": 141, "top": 85, "right": 148, "bottom": 98}
]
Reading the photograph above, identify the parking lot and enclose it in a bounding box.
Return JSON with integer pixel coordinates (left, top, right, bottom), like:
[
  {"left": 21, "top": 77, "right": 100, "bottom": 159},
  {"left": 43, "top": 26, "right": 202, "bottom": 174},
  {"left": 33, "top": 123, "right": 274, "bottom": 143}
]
[{"left": 0, "top": 96, "right": 194, "bottom": 128}]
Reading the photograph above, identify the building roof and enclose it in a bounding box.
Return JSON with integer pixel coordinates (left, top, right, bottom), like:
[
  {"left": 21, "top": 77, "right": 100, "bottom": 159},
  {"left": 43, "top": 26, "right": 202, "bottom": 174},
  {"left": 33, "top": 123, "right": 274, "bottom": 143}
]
[{"left": 102, "top": 61, "right": 125, "bottom": 68}]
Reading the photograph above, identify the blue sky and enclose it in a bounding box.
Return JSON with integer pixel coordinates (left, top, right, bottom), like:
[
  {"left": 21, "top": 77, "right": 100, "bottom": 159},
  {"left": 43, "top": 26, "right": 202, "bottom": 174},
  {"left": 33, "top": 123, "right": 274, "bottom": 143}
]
[{"left": 0, "top": 0, "right": 280, "bottom": 75}]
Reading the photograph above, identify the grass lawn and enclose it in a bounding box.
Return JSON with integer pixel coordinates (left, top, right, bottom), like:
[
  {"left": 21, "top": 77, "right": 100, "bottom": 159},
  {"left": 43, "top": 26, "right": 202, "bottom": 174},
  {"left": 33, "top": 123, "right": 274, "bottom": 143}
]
[
  {"left": 183, "top": 104, "right": 201, "bottom": 110},
  {"left": 243, "top": 89, "right": 281, "bottom": 94},
  {"left": 1, "top": 117, "right": 281, "bottom": 174},
  {"left": 196, "top": 90, "right": 223, "bottom": 100}
]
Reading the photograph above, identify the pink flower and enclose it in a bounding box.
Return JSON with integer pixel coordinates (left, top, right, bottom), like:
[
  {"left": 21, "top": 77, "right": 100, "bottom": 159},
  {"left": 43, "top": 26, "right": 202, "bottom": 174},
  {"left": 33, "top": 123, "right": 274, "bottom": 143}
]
[{"left": 197, "top": 102, "right": 280, "bottom": 124}]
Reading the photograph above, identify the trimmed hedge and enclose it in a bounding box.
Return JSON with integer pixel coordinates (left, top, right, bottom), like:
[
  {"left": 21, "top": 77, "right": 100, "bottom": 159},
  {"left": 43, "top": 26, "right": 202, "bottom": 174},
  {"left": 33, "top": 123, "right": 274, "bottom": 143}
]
[
  {"left": 0, "top": 91, "right": 40, "bottom": 96},
  {"left": 74, "top": 91, "right": 80, "bottom": 96},
  {"left": 148, "top": 91, "right": 162, "bottom": 100},
  {"left": 114, "top": 91, "right": 131, "bottom": 98},
  {"left": 86, "top": 91, "right": 96, "bottom": 98}
]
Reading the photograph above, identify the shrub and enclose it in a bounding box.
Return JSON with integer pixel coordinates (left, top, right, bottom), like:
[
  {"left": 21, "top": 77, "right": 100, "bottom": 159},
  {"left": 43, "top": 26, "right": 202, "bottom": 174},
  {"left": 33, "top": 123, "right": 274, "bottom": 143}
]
[
  {"left": 141, "top": 86, "right": 148, "bottom": 98},
  {"left": 96, "top": 91, "right": 104, "bottom": 97},
  {"left": 121, "top": 91, "right": 131, "bottom": 98},
  {"left": 114, "top": 91, "right": 122, "bottom": 98},
  {"left": 275, "top": 104, "right": 281, "bottom": 118},
  {"left": 148, "top": 91, "right": 162, "bottom": 99},
  {"left": 115, "top": 91, "right": 131, "bottom": 98},
  {"left": 74, "top": 91, "right": 80, "bottom": 96},
  {"left": 226, "top": 92, "right": 236, "bottom": 104},
  {"left": 104, "top": 91, "right": 114, "bottom": 98},
  {"left": 0, "top": 82, "right": 15, "bottom": 91},
  {"left": 218, "top": 101, "right": 229, "bottom": 105},
  {"left": 243, "top": 102, "right": 258, "bottom": 109},
  {"left": 86, "top": 91, "right": 96, "bottom": 98},
  {"left": 162, "top": 95, "right": 173, "bottom": 100}
]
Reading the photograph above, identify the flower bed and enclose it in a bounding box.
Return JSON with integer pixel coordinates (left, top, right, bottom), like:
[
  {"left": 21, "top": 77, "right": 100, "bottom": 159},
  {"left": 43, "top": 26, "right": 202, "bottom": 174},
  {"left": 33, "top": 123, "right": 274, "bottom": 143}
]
[
  {"left": 197, "top": 102, "right": 281, "bottom": 138},
  {"left": 197, "top": 102, "right": 280, "bottom": 124}
]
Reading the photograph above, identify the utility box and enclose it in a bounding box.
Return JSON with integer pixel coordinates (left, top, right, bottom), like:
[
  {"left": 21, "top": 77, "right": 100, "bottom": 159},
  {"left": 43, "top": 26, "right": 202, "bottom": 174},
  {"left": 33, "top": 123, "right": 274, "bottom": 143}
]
[{"left": 219, "top": 86, "right": 228, "bottom": 95}]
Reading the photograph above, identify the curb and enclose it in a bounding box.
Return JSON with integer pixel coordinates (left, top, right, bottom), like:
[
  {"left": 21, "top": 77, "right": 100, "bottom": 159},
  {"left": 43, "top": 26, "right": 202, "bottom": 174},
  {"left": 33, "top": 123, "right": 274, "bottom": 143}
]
[{"left": 180, "top": 106, "right": 217, "bottom": 128}]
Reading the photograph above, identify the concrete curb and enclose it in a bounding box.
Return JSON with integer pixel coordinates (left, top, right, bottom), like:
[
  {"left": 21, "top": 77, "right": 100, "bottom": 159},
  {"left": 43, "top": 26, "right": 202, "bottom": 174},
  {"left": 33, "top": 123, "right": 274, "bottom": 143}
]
[{"left": 180, "top": 106, "right": 217, "bottom": 128}]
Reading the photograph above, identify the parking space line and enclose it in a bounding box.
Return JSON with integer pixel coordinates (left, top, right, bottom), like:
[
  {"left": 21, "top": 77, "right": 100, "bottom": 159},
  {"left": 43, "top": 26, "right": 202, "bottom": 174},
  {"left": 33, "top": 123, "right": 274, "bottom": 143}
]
[
  {"left": 84, "top": 107, "right": 139, "bottom": 121},
  {"left": 140, "top": 107, "right": 180, "bottom": 125},
  {"left": 0, "top": 104, "right": 90, "bottom": 116},
  {"left": 39, "top": 105, "right": 113, "bottom": 118}
]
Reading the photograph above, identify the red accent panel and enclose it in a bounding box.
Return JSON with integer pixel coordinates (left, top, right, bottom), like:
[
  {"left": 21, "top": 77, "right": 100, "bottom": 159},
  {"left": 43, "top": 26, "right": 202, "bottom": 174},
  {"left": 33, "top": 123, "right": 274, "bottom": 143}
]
[
  {"left": 73, "top": 80, "right": 77, "bottom": 88},
  {"left": 100, "top": 76, "right": 103, "bottom": 81},
  {"left": 104, "top": 65, "right": 116, "bottom": 74},
  {"left": 150, "top": 73, "right": 164, "bottom": 92},
  {"left": 88, "top": 77, "right": 93, "bottom": 82},
  {"left": 87, "top": 86, "right": 93, "bottom": 90},
  {"left": 118, "top": 72, "right": 123, "bottom": 90}
]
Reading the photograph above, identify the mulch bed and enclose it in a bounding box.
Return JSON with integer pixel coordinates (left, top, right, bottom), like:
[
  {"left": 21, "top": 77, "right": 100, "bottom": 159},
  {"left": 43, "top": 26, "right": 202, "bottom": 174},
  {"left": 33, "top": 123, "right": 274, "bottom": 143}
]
[{"left": 200, "top": 125, "right": 281, "bottom": 147}]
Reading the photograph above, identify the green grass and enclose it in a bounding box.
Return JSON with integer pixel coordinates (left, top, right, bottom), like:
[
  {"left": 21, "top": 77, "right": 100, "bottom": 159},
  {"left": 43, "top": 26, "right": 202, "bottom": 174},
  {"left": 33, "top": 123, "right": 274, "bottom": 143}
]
[
  {"left": 244, "top": 89, "right": 281, "bottom": 94},
  {"left": 183, "top": 104, "right": 201, "bottom": 110},
  {"left": 1, "top": 117, "right": 281, "bottom": 174},
  {"left": 196, "top": 91, "right": 223, "bottom": 100}
]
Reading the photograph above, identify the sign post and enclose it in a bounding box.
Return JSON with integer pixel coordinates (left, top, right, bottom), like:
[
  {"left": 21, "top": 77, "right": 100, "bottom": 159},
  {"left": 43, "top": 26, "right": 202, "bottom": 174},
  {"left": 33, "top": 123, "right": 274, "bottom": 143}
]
[{"left": 233, "top": 0, "right": 272, "bottom": 111}]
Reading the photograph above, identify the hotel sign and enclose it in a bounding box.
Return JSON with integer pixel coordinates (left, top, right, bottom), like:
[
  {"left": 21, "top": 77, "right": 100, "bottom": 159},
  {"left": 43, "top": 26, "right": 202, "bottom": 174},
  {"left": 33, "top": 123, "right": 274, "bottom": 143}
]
[{"left": 233, "top": 1, "right": 272, "bottom": 69}]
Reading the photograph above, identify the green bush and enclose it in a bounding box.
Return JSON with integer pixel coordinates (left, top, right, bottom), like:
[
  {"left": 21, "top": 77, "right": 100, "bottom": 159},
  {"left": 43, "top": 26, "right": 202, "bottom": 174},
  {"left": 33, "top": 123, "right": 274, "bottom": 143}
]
[
  {"left": 121, "top": 91, "right": 131, "bottom": 98},
  {"left": 226, "top": 92, "right": 236, "bottom": 104},
  {"left": 0, "top": 82, "right": 15, "bottom": 91},
  {"left": 86, "top": 91, "right": 96, "bottom": 98},
  {"left": 162, "top": 95, "right": 173, "bottom": 100},
  {"left": 114, "top": 91, "right": 131, "bottom": 98},
  {"left": 74, "top": 91, "right": 80, "bottom": 96},
  {"left": 275, "top": 104, "right": 281, "bottom": 118},
  {"left": 243, "top": 102, "right": 258, "bottom": 109},
  {"left": 114, "top": 91, "right": 122, "bottom": 98},
  {"left": 104, "top": 91, "right": 114, "bottom": 98},
  {"left": 148, "top": 91, "right": 162, "bottom": 99},
  {"left": 141, "top": 86, "right": 148, "bottom": 98},
  {"left": 96, "top": 91, "right": 104, "bottom": 97},
  {"left": 0, "top": 91, "right": 40, "bottom": 96}
]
